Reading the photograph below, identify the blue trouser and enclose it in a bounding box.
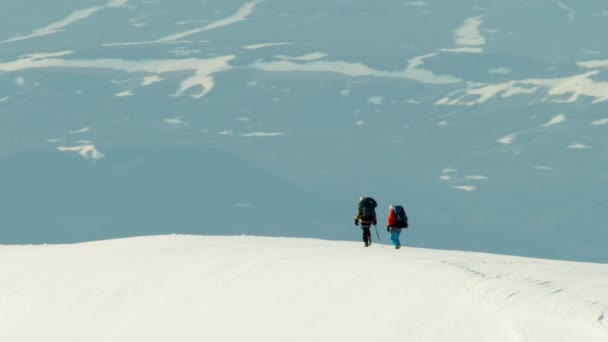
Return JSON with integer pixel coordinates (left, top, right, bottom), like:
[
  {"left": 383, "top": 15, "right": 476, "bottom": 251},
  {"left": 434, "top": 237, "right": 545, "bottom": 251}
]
[{"left": 390, "top": 228, "right": 401, "bottom": 247}]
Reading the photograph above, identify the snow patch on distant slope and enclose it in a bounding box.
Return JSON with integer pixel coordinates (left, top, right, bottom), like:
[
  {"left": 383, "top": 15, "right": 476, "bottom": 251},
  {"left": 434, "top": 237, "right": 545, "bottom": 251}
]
[
  {"left": 276, "top": 53, "right": 328, "bottom": 61},
  {"left": 436, "top": 71, "right": 608, "bottom": 105},
  {"left": 0, "top": 52, "right": 234, "bottom": 98},
  {"left": 159, "top": 1, "right": 259, "bottom": 42},
  {"left": 163, "top": 117, "right": 188, "bottom": 125},
  {"left": 176, "top": 19, "right": 208, "bottom": 26},
  {"left": 104, "top": 1, "right": 260, "bottom": 46},
  {"left": 441, "top": 47, "right": 483, "bottom": 53},
  {"left": 541, "top": 114, "right": 566, "bottom": 127},
  {"left": 107, "top": 0, "right": 129, "bottom": 7},
  {"left": 367, "top": 96, "right": 384, "bottom": 105},
  {"left": 404, "top": 54, "right": 462, "bottom": 84},
  {"left": 250, "top": 53, "right": 461, "bottom": 84},
  {"left": 239, "top": 132, "right": 285, "bottom": 137},
  {"left": 243, "top": 42, "right": 292, "bottom": 50},
  {"left": 592, "top": 118, "right": 608, "bottom": 125},
  {"left": 460, "top": 16, "right": 485, "bottom": 37},
  {"left": 498, "top": 132, "right": 518, "bottom": 144},
  {"left": 169, "top": 47, "right": 202, "bottom": 57},
  {"left": 57, "top": 144, "right": 104, "bottom": 160},
  {"left": 569, "top": 143, "right": 590, "bottom": 149},
  {"left": 69, "top": 127, "right": 90, "bottom": 134},
  {"left": 578, "top": 59, "right": 608, "bottom": 69},
  {"left": 115, "top": 90, "right": 134, "bottom": 97},
  {"left": 440, "top": 16, "right": 486, "bottom": 54},
  {"left": 2, "top": 7, "right": 103, "bottom": 43},
  {"left": 465, "top": 175, "right": 488, "bottom": 180},
  {"left": 142, "top": 75, "right": 163, "bottom": 86},
  {"left": 1, "top": 1, "right": 128, "bottom": 43},
  {"left": 452, "top": 185, "right": 476, "bottom": 191}
]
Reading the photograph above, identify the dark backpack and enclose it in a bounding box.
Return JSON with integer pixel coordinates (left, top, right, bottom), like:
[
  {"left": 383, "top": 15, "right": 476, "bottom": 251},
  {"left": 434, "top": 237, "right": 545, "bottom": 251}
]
[
  {"left": 361, "top": 205, "right": 375, "bottom": 220},
  {"left": 358, "top": 197, "right": 377, "bottom": 221},
  {"left": 393, "top": 205, "right": 408, "bottom": 228}
]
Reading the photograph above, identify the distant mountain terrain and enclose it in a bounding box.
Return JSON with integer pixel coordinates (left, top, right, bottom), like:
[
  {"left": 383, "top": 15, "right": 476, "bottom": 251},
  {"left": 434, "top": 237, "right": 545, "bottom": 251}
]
[{"left": 1, "top": 0, "right": 607, "bottom": 262}]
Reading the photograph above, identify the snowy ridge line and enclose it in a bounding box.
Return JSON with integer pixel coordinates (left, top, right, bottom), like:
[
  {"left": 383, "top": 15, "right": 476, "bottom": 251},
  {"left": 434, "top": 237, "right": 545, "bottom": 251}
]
[{"left": 0, "top": 235, "right": 606, "bottom": 342}]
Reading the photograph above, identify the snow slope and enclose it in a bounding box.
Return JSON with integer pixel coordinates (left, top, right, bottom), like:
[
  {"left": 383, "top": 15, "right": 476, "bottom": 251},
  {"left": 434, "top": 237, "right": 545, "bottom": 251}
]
[{"left": 1, "top": 235, "right": 606, "bottom": 342}]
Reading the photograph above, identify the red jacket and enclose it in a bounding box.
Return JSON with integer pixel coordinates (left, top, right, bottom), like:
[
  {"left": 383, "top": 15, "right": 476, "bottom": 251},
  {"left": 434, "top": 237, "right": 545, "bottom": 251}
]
[{"left": 387, "top": 209, "right": 398, "bottom": 227}]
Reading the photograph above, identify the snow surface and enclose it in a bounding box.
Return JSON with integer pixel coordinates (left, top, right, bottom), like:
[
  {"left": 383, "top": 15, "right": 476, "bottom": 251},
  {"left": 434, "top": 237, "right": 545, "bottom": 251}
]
[{"left": 1, "top": 235, "right": 607, "bottom": 342}]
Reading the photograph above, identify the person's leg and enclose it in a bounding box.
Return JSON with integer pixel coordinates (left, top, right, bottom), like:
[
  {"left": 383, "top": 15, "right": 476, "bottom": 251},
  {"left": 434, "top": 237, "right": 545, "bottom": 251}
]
[
  {"left": 391, "top": 229, "right": 401, "bottom": 248},
  {"left": 390, "top": 229, "right": 398, "bottom": 246},
  {"left": 361, "top": 226, "right": 366, "bottom": 244},
  {"left": 395, "top": 228, "right": 402, "bottom": 248},
  {"left": 362, "top": 226, "right": 371, "bottom": 246}
]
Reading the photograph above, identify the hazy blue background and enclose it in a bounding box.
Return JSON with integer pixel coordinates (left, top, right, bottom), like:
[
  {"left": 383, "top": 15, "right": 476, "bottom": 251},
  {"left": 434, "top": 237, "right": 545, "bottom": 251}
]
[{"left": 1, "top": 0, "right": 607, "bottom": 262}]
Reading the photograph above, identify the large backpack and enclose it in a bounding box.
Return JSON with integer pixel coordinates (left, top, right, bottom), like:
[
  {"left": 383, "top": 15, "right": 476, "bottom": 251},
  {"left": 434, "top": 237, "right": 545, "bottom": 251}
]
[
  {"left": 392, "top": 205, "right": 409, "bottom": 228},
  {"left": 358, "top": 197, "right": 377, "bottom": 222}
]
